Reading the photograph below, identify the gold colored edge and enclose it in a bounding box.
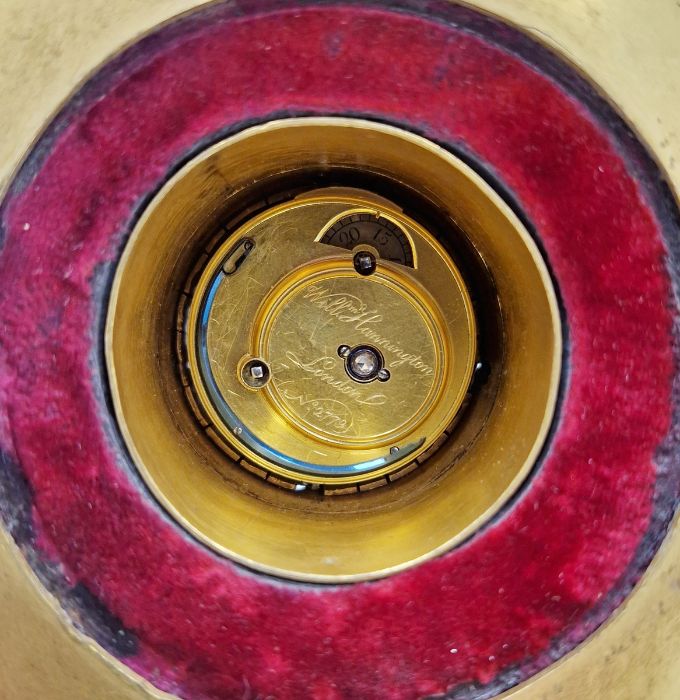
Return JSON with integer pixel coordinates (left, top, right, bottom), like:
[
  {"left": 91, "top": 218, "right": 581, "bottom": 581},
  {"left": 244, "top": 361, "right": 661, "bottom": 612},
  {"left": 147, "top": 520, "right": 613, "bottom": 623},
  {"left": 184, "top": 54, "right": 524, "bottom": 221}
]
[{"left": 105, "top": 117, "right": 562, "bottom": 583}]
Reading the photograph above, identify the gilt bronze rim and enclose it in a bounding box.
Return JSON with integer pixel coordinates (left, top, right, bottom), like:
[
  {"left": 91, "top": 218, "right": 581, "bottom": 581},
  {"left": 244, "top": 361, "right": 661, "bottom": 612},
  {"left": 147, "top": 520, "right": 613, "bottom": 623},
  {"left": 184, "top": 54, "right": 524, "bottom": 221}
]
[{"left": 106, "top": 117, "right": 562, "bottom": 581}]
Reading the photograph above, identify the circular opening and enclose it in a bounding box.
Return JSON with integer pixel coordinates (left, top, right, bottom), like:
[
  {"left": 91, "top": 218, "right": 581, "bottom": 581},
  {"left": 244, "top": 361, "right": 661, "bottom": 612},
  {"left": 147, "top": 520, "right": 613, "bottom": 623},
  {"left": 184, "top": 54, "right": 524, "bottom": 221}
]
[{"left": 106, "top": 118, "right": 562, "bottom": 582}]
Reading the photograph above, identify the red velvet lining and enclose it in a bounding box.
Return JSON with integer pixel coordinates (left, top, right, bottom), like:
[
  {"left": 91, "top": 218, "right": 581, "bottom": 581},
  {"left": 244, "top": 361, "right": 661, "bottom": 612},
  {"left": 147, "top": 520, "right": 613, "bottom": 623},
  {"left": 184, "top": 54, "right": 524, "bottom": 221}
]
[{"left": 0, "top": 4, "right": 675, "bottom": 699}]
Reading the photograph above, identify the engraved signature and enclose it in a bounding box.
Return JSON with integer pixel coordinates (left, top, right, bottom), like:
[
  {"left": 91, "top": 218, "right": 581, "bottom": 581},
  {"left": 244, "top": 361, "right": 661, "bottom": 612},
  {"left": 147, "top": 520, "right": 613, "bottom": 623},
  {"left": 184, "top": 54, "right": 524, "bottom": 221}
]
[
  {"left": 285, "top": 353, "right": 387, "bottom": 406},
  {"left": 302, "top": 285, "right": 435, "bottom": 376}
]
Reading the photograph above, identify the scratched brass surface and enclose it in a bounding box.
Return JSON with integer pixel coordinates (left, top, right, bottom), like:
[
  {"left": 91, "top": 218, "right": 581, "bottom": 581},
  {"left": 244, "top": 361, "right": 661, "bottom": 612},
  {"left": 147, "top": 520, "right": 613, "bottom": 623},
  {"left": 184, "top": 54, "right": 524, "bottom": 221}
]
[
  {"left": 1, "top": 1, "right": 680, "bottom": 699},
  {"left": 107, "top": 118, "right": 561, "bottom": 580},
  {"left": 184, "top": 193, "right": 476, "bottom": 486}
]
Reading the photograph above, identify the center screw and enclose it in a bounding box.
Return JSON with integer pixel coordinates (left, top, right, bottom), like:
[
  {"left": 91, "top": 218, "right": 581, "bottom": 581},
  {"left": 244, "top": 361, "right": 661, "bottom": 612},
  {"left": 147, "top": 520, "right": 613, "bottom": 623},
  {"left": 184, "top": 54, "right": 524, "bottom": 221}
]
[{"left": 338, "top": 344, "right": 390, "bottom": 383}]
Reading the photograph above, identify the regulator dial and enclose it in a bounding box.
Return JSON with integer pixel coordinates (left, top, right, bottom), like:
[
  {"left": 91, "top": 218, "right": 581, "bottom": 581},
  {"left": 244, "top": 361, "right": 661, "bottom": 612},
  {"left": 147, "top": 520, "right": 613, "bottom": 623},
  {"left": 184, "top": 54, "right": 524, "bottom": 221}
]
[{"left": 319, "top": 211, "right": 415, "bottom": 267}]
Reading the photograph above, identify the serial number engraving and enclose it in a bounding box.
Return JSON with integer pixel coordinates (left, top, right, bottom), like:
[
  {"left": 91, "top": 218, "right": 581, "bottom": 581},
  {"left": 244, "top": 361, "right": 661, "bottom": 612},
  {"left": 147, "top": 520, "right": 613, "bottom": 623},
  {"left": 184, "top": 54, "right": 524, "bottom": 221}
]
[{"left": 277, "top": 386, "right": 354, "bottom": 434}]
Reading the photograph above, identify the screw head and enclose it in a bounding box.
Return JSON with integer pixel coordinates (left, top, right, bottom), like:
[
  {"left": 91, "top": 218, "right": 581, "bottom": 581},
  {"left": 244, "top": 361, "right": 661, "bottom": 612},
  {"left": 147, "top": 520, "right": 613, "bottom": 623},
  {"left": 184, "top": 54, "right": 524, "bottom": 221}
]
[
  {"left": 240, "top": 358, "right": 270, "bottom": 389},
  {"left": 342, "top": 345, "right": 389, "bottom": 384},
  {"left": 353, "top": 251, "right": 377, "bottom": 276},
  {"left": 349, "top": 348, "right": 380, "bottom": 379}
]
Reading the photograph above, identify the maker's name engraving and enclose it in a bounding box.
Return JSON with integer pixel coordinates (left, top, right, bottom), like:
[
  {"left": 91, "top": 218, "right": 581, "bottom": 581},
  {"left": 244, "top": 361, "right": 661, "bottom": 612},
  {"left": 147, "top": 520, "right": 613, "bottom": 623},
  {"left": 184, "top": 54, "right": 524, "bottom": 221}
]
[
  {"left": 285, "top": 353, "right": 387, "bottom": 406},
  {"left": 302, "top": 285, "right": 435, "bottom": 376}
]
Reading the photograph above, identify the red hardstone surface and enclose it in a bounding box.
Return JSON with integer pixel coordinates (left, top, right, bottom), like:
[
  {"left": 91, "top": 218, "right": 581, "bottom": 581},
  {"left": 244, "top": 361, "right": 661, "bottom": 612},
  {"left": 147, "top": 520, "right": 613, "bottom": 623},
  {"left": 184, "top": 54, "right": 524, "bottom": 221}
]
[{"left": 0, "top": 5, "right": 675, "bottom": 700}]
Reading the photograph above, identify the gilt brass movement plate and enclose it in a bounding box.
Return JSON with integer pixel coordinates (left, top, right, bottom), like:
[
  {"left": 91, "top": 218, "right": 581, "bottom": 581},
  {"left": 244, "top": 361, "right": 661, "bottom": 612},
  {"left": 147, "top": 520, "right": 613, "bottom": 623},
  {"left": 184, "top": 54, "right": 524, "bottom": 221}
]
[{"left": 185, "top": 193, "right": 477, "bottom": 486}]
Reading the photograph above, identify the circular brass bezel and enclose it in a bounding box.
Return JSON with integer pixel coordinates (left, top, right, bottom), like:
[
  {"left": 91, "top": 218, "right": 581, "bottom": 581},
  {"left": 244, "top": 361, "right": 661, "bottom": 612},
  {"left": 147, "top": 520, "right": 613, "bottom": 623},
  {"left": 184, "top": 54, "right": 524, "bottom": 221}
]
[{"left": 106, "top": 117, "right": 562, "bottom": 582}]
